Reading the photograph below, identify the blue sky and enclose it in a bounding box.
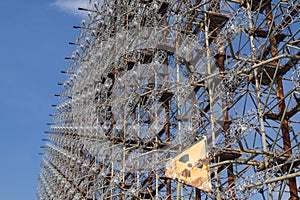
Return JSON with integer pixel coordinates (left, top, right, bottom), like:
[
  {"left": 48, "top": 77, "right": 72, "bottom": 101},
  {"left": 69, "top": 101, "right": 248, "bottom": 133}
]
[{"left": 0, "top": 0, "right": 85, "bottom": 199}]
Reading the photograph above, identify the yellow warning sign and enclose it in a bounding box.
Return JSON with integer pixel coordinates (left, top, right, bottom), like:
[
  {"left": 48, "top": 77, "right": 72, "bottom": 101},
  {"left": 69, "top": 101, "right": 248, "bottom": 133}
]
[{"left": 165, "top": 137, "right": 211, "bottom": 192}]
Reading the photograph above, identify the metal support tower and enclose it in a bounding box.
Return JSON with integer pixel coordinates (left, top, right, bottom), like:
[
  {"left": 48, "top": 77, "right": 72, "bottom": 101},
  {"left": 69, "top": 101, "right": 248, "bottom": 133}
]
[{"left": 38, "top": 0, "right": 300, "bottom": 199}]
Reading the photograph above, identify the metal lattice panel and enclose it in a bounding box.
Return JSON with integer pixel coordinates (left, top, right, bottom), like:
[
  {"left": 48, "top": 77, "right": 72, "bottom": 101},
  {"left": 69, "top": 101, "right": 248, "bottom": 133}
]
[{"left": 38, "top": 0, "right": 300, "bottom": 199}]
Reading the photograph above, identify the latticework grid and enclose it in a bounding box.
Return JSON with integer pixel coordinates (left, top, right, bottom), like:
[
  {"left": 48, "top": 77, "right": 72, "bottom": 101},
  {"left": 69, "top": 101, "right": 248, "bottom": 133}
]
[{"left": 38, "top": 0, "right": 300, "bottom": 199}]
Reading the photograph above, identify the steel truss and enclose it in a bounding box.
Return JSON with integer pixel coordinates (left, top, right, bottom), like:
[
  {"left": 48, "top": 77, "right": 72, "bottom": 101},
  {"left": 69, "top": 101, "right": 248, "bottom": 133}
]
[{"left": 38, "top": 0, "right": 300, "bottom": 199}]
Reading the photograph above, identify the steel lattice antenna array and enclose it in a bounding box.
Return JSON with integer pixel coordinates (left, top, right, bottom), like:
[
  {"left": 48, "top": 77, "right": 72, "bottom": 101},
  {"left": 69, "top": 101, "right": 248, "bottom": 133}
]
[{"left": 37, "top": 0, "right": 300, "bottom": 199}]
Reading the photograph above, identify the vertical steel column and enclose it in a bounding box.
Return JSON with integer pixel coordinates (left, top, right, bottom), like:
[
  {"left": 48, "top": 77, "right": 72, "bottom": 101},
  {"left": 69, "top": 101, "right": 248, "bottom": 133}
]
[
  {"left": 246, "top": 1, "right": 273, "bottom": 199},
  {"left": 195, "top": 189, "right": 201, "bottom": 200},
  {"left": 204, "top": 0, "right": 220, "bottom": 198},
  {"left": 265, "top": 2, "right": 299, "bottom": 199},
  {"left": 214, "top": 0, "right": 236, "bottom": 195},
  {"left": 164, "top": 59, "right": 172, "bottom": 200}
]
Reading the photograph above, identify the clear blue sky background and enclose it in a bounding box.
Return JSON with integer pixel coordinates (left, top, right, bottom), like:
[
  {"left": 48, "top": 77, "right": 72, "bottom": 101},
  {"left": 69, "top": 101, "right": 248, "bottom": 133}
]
[{"left": 0, "top": 0, "right": 85, "bottom": 199}]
